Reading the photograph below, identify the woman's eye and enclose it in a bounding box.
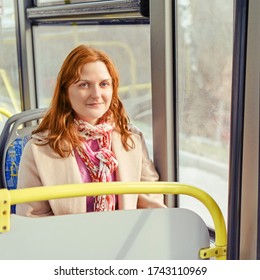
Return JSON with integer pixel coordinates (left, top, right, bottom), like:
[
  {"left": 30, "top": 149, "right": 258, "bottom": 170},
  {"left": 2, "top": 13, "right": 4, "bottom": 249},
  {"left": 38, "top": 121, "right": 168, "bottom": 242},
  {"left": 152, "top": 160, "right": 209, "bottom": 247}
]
[
  {"left": 79, "top": 83, "right": 89, "bottom": 88},
  {"left": 100, "top": 81, "right": 110, "bottom": 87}
]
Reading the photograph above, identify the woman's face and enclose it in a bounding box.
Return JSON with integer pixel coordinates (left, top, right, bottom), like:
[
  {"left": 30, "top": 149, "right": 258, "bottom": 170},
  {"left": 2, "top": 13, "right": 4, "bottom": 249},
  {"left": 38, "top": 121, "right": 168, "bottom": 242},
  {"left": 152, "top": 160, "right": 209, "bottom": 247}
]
[{"left": 68, "top": 61, "right": 113, "bottom": 125}]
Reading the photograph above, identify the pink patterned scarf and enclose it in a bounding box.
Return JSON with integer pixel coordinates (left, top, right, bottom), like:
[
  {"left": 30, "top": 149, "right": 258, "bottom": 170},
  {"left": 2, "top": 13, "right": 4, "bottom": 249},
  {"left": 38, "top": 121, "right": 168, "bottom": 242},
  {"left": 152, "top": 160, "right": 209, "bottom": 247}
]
[{"left": 74, "top": 119, "right": 118, "bottom": 211}]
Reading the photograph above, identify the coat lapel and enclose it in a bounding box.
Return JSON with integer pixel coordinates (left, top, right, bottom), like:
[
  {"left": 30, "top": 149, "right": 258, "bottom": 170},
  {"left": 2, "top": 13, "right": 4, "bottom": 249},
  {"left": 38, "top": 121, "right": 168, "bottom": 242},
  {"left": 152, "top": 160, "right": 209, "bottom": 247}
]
[
  {"left": 111, "top": 130, "right": 142, "bottom": 181},
  {"left": 33, "top": 144, "right": 86, "bottom": 215},
  {"left": 111, "top": 131, "right": 142, "bottom": 209}
]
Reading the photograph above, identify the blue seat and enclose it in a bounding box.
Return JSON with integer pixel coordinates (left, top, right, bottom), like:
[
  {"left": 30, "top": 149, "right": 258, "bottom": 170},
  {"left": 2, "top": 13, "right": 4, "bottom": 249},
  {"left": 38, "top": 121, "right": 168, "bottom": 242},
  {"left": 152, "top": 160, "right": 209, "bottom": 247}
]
[{"left": 0, "top": 108, "right": 47, "bottom": 213}]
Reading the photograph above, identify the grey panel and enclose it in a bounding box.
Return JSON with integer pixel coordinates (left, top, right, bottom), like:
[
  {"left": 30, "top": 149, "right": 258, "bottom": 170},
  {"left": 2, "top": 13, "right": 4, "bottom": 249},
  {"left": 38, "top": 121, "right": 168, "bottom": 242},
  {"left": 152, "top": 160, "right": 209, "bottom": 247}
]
[{"left": 0, "top": 208, "right": 209, "bottom": 260}]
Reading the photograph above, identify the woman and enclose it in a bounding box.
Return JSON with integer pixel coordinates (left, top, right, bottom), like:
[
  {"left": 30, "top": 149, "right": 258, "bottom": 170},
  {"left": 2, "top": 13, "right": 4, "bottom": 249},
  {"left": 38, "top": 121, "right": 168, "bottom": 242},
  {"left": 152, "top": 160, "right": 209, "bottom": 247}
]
[{"left": 17, "top": 45, "right": 165, "bottom": 217}]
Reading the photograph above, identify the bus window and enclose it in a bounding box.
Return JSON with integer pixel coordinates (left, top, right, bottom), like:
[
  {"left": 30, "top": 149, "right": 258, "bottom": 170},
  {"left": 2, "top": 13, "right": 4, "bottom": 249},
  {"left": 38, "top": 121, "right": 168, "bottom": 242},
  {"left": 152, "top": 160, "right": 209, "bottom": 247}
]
[
  {"left": 0, "top": 0, "right": 21, "bottom": 133},
  {"left": 177, "top": 0, "right": 233, "bottom": 228}
]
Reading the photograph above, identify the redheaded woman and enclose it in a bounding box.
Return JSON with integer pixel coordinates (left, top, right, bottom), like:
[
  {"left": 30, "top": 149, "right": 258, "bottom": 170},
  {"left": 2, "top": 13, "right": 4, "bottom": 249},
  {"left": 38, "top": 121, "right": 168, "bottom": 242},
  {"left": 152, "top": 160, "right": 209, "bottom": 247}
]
[{"left": 17, "top": 45, "right": 165, "bottom": 216}]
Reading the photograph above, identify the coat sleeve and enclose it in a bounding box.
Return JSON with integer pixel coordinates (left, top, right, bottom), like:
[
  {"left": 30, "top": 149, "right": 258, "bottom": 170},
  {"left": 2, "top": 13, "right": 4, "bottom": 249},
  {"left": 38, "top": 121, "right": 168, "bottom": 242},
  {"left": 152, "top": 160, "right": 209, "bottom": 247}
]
[
  {"left": 130, "top": 126, "right": 167, "bottom": 208},
  {"left": 16, "top": 140, "right": 53, "bottom": 217}
]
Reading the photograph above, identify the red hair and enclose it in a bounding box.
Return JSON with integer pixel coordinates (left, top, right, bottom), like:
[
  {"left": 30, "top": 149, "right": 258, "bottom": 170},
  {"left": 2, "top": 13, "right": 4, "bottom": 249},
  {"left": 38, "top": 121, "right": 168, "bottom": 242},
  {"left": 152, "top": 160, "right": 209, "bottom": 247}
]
[{"left": 34, "top": 45, "right": 134, "bottom": 157}]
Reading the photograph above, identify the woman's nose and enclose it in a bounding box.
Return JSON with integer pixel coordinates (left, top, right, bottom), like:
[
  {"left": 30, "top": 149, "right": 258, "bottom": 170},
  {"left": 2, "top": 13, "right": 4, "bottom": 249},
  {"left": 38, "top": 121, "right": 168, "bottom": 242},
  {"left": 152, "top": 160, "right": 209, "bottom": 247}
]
[{"left": 90, "top": 84, "right": 101, "bottom": 97}]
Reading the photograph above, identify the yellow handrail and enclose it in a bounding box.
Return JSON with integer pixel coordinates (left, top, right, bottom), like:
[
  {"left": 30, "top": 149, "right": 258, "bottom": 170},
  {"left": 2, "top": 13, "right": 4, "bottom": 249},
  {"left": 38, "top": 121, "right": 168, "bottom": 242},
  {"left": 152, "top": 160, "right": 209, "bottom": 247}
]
[
  {"left": 0, "top": 69, "right": 20, "bottom": 113},
  {"left": 0, "top": 181, "right": 227, "bottom": 259},
  {"left": 0, "top": 108, "right": 12, "bottom": 119}
]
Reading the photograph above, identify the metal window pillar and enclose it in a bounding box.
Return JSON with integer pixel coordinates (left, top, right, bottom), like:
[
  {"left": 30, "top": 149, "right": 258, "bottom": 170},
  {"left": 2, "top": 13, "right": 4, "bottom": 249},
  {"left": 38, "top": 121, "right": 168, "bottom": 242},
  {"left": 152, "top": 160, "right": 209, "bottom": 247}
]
[
  {"left": 240, "top": 0, "right": 260, "bottom": 260},
  {"left": 228, "top": 0, "right": 260, "bottom": 259},
  {"left": 150, "top": 0, "right": 178, "bottom": 208},
  {"left": 14, "top": 0, "right": 37, "bottom": 110}
]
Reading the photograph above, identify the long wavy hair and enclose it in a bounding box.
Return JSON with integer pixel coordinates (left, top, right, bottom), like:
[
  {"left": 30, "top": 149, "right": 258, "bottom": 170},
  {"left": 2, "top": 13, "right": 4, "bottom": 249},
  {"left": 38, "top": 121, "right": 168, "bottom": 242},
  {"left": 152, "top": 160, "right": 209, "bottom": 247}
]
[{"left": 33, "top": 45, "right": 134, "bottom": 157}]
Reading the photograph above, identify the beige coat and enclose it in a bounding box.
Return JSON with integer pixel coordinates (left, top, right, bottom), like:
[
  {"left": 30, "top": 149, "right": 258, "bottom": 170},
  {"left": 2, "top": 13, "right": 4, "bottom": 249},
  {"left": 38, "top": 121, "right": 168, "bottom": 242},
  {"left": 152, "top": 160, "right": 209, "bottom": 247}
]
[{"left": 16, "top": 126, "right": 165, "bottom": 217}]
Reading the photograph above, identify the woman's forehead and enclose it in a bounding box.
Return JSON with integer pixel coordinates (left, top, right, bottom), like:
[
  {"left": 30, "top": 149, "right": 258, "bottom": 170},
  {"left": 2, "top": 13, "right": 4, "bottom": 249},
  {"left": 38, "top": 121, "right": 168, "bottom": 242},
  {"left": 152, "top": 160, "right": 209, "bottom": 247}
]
[{"left": 79, "top": 61, "right": 111, "bottom": 79}]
